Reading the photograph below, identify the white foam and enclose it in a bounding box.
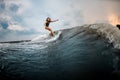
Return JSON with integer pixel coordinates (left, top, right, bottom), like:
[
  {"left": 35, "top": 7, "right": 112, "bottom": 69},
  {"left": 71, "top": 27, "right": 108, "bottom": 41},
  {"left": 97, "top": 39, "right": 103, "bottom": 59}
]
[
  {"left": 31, "top": 34, "right": 49, "bottom": 42},
  {"left": 31, "top": 31, "right": 62, "bottom": 43},
  {"left": 81, "top": 23, "right": 120, "bottom": 49}
]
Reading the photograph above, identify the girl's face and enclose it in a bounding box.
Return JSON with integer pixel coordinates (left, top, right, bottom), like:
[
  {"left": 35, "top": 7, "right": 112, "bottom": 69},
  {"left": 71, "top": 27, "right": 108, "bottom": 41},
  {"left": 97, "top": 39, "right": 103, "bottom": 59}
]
[{"left": 47, "top": 18, "right": 51, "bottom": 21}]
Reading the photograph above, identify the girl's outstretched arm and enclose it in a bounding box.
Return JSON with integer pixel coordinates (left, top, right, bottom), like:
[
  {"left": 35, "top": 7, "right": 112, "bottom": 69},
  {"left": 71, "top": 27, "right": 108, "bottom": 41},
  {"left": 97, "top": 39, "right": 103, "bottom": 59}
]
[{"left": 51, "top": 19, "right": 59, "bottom": 22}]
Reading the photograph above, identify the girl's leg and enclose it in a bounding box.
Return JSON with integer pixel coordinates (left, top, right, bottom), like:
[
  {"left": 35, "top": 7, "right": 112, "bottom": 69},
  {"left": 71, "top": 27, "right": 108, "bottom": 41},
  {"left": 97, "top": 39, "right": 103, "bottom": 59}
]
[{"left": 45, "top": 27, "right": 54, "bottom": 36}]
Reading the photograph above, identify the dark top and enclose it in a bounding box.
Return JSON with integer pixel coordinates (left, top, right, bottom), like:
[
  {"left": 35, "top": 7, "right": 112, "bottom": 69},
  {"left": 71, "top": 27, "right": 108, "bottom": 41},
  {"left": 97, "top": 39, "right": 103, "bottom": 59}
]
[{"left": 45, "top": 21, "right": 51, "bottom": 27}]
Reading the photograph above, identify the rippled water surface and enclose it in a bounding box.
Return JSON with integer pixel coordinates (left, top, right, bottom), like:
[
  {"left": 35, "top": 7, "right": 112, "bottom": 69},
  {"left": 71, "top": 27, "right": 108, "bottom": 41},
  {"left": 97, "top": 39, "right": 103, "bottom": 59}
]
[{"left": 0, "top": 26, "right": 120, "bottom": 80}]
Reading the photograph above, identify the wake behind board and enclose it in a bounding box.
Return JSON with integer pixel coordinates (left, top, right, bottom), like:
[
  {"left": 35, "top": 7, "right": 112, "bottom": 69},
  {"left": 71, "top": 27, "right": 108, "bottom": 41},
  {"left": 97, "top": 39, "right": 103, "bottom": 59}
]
[{"left": 31, "top": 31, "right": 61, "bottom": 42}]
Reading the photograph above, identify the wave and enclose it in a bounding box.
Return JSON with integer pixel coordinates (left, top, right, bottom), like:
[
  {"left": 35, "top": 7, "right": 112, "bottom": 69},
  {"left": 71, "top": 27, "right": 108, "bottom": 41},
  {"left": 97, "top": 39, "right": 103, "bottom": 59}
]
[
  {"left": 0, "top": 23, "right": 120, "bottom": 80},
  {"left": 0, "top": 23, "right": 120, "bottom": 49},
  {"left": 81, "top": 23, "right": 120, "bottom": 49}
]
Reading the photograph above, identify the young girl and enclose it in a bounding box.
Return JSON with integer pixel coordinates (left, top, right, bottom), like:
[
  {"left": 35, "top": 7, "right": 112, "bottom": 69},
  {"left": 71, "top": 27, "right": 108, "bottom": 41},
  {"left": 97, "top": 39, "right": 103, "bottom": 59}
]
[{"left": 44, "top": 17, "right": 59, "bottom": 36}]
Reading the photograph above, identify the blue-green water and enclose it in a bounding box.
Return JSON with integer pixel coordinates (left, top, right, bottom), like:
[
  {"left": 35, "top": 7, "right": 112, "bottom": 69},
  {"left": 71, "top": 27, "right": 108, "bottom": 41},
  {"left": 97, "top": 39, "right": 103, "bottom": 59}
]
[{"left": 0, "top": 25, "right": 120, "bottom": 80}]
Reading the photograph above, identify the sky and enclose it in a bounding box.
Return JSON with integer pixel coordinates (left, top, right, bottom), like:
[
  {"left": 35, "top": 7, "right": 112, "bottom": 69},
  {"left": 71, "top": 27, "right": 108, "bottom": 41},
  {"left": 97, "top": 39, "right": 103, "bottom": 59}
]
[{"left": 0, "top": 0, "right": 120, "bottom": 41}]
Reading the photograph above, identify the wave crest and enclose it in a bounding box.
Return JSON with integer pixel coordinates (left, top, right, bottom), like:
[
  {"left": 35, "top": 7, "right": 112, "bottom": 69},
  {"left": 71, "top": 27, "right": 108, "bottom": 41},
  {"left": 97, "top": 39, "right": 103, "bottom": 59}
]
[{"left": 81, "top": 23, "right": 120, "bottom": 49}]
